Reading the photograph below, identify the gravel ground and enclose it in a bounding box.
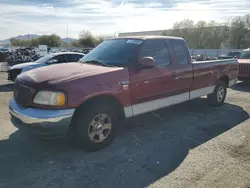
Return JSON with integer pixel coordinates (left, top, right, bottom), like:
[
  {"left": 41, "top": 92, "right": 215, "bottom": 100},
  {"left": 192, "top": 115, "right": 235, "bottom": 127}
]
[{"left": 0, "top": 72, "right": 250, "bottom": 188}]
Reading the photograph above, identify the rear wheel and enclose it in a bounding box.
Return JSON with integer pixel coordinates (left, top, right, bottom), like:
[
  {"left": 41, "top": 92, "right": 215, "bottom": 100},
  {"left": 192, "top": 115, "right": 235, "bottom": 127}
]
[
  {"left": 207, "top": 81, "right": 227, "bottom": 106},
  {"left": 72, "top": 102, "right": 118, "bottom": 152}
]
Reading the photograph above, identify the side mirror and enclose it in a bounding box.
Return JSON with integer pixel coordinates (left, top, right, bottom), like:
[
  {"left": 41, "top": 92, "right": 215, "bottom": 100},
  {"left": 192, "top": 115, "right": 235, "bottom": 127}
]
[{"left": 139, "top": 57, "right": 155, "bottom": 69}]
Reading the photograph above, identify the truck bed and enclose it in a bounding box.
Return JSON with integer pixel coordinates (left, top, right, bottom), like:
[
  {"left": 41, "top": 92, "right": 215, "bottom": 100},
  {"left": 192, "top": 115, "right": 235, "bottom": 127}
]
[{"left": 191, "top": 59, "right": 238, "bottom": 90}]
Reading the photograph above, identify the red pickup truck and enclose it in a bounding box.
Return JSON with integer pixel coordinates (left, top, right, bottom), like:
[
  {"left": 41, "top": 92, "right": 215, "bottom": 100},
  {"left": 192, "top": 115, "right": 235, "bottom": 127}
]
[
  {"left": 9, "top": 36, "right": 238, "bottom": 151},
  {"left": 237, "top": 48, "right": 250, "bottom": 81}
]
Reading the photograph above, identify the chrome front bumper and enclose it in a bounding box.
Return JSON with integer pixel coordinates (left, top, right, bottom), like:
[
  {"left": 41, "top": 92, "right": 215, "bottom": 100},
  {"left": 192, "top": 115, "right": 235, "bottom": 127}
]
[{"left": 9, "top": 98, "right": 75, "bottom": 137}]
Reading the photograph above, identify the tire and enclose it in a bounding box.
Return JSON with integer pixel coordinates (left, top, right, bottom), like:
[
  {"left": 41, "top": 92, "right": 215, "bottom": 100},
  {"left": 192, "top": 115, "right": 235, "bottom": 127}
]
[
  {"left": 207, "top": 81, "right": 227, "bottom": 106},
  {"left": 71, "top": 101, "right": 118, "bottom": 152}
]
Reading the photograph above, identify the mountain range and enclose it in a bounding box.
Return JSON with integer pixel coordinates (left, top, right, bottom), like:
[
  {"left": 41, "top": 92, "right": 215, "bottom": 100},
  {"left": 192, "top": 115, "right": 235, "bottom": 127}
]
[{"left": 0, "top": 34, "right": 74, "bottom": 45}]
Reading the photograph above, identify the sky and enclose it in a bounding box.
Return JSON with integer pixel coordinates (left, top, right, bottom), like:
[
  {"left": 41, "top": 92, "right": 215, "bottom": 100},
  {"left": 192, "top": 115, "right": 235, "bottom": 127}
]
[{"left": 0, "top": 0, "right": 249, "bottom": 40}]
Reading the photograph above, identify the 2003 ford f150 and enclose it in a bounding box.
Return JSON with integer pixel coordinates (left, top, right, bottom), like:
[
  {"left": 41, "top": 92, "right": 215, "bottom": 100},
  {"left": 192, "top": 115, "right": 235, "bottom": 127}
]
[{"left": 9, "top": 36, "right": 238, "bottom": 151}]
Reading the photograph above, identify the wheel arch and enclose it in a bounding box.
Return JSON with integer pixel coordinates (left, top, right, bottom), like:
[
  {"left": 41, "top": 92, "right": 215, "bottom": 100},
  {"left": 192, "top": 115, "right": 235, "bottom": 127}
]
[
  {"left": 217, "top": 75, "right": 229, "bottom": 87},
  {"left": 71, "top": 94, "right": 126, "bottom": 125}
]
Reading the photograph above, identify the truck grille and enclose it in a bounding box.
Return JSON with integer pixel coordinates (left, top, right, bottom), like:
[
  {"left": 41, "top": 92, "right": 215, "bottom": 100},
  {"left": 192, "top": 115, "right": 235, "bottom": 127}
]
[
  {"left": 8, "top": 69, "right": 22, "bottom": 81},
  {"left": 239, "top": 64, "right": 250, "bottom": 74},
  {"left": 14, "top": 80, "right": 36, "bottom": 107}
]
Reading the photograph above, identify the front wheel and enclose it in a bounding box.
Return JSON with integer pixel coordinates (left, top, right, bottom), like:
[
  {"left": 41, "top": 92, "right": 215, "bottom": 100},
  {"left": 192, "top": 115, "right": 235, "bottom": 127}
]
[
  {"left": 207, "top": 81, "right": 227, "bottom": 106},
  {"left": 72, "top": 103, "right": 118, "bottom": 152}
]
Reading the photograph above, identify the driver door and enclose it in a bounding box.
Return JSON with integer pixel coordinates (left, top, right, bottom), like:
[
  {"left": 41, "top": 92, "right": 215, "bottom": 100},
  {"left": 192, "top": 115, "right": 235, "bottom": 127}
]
[{"left": 129, "top": 39, "right": 176, "bottom": 115}]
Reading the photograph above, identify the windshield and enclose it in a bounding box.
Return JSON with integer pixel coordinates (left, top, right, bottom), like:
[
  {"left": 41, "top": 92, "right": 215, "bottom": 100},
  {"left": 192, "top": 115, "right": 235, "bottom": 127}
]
[
  {"left": 79, "top": 39, "right": 143, "bottom": 67},
  {"left": 238, "top": 51, "right": 250, "bottom": 59},
  {"left": 35, "top": 54, "right": 56, "bottom": 63}
]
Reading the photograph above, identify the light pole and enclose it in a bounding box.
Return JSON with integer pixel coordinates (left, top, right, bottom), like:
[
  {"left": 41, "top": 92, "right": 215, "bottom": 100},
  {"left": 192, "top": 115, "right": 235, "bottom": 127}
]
[{"left": 66, "top": 24, "right": 69, "bottom": 50}]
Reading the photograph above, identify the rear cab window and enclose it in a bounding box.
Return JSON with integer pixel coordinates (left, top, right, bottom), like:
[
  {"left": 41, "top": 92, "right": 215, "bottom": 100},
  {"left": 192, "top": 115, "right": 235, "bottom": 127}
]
[
  {"left": 171, "top": 39, "right": 190, "bottom": 64},
  {"left": 139, "top": 39, "right": 171, "bottom": 67}
]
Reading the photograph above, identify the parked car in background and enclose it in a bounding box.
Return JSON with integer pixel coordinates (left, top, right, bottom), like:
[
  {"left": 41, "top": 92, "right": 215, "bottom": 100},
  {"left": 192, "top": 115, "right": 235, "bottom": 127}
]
[
  {"left": 0, "top": 52, "right": 7, "bottom": 62},
  {"left": 218, "top": 51, "right": 241, "bottom": 60},
  {"left": 9, "top": 36, "right": 238, "bottom": 151},
  {"left": 237, "top": 48, "right": 250, "bottom": 81},
  {"left": 7, "top": 52, "right": 85, "bottom": 82},
  {"left": 0, "top": 46, "right": 9, "bottom": 53},
  {"left": 0, "top": 46, "right": 9, "bottom": 62},
  {"left": 191, "top": 54, "right": 217, "bottom": 61}
]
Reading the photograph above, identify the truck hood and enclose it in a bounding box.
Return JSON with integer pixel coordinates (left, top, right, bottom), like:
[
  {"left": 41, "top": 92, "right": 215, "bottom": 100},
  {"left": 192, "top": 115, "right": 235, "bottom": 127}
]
[
  {"left": 238, "top": 59, "right": 250, "bottom": 64},
  {"left": 10, "top": 62, "right": 42, "bottom": 70},
  {"left": 18, "top": 63, "right": 124, "bottom": 87}
]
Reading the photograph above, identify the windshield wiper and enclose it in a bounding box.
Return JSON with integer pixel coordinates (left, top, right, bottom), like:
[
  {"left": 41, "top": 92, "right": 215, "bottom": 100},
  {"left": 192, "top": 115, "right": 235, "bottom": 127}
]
[{"left": 83, "top": 60, "right": 111, "bottom": 67}]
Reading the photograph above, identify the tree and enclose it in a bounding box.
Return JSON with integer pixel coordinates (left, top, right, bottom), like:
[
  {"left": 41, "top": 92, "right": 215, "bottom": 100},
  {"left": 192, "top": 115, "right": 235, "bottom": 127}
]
[
  {"left": 228, "top": 14, "right": 250, "bottom": 48},
  {"left": 10, "top": 34, "right": 62, "bottom": 47},
  {"left": 50, "top": 34, "right": 61, "bottom": 47},
  {"left": 95, "top": 36, "right": 104, "bottom": 45},
  {"left": 10, "top": 38, "right": 30, "bottom": 47},
  {"left": 10, "top": 38, "right": 18, "bottom": 46},
  {"left": 71, "top": 39, "right": 80, "bottom": 47},
  {"left": 78, "top": 30, "right": 96, "bottom": 47},
  {"left": 31, "top": 38, "right": 39, "bottom": 46},
  {"left": 168, "top": 19, "right": 197, "bottom": 48},
  {"left": 165, "top": 18, "right": 230, "bottom": 49},
  {"left": 195, "top": 21, "right": 208, "bottom": 48},
  {"left": 38, "top": 34, "right": 61, "bottom": 47}
]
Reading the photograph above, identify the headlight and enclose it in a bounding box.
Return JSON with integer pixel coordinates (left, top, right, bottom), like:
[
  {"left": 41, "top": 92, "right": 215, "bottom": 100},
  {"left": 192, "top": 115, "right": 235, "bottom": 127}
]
[{"left": 33, "top": 91, "right": 66, "bottom": 106}]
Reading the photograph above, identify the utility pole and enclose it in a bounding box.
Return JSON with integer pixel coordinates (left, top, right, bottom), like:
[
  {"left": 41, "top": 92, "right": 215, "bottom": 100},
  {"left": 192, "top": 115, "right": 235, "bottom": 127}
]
[{"left": 66, "top": 24, "right": 69, "bottom": 49}]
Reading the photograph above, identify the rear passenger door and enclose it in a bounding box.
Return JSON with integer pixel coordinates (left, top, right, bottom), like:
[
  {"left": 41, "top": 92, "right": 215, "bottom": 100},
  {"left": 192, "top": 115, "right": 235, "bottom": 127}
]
[{"left": 170, "top": 39, "right": 193, "bottom": 94}]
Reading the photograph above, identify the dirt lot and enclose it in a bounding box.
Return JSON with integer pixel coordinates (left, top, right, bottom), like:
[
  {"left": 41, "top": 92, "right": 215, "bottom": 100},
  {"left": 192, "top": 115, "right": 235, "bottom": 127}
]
[{"left": 0, "top": 71, "right": 250, "bottom": 188}]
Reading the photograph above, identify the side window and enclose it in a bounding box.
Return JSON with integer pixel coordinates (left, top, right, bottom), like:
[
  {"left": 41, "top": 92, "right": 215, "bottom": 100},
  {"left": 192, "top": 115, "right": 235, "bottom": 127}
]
[
  {"left": 172, "top": 40, "right": 189, "bottom": 64},
  {"left": 139, "top": 39, "right": 171, "bottom": 67},
  {"left": 66, "top": 54, "right": 82, "bottom": 62},
  {"left": 48, "top": 55, "right": 67, "bottom": 64},
  {"left": 78, "top": 54, "right": 84, "bottom": 59}
]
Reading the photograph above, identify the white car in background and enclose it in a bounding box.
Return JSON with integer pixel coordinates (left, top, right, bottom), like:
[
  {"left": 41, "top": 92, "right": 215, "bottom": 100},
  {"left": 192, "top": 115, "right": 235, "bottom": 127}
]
[{"left": 7, "top": 52, "right": 85, "bottom": 82}]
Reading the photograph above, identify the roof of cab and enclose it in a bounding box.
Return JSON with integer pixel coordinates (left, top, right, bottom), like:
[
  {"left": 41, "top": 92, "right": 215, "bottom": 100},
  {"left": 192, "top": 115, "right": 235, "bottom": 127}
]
[{"left": 113, "top": 35, "right": 184, "bottom": 40}]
